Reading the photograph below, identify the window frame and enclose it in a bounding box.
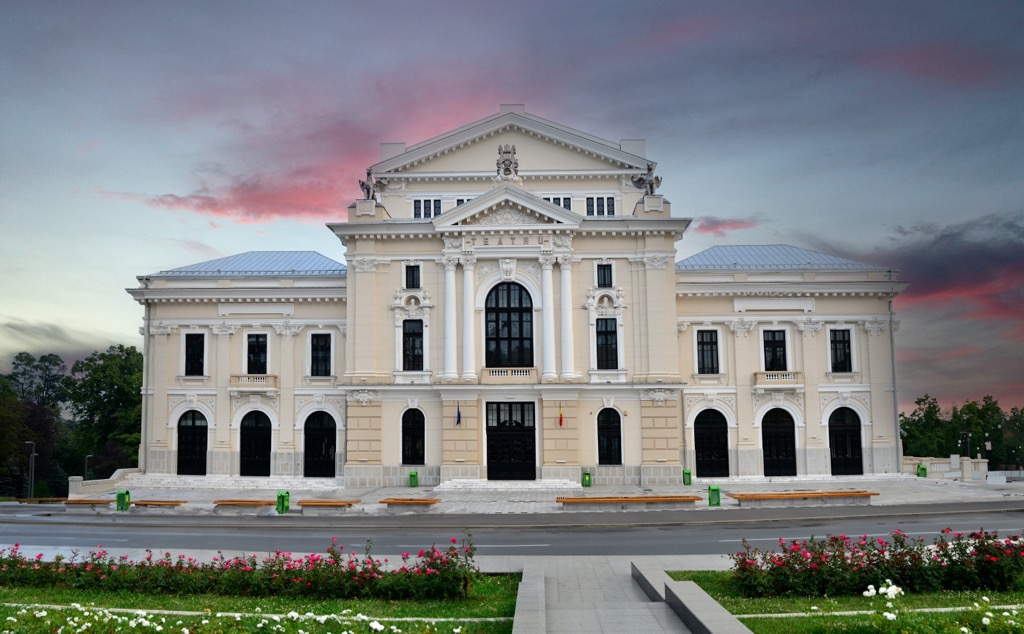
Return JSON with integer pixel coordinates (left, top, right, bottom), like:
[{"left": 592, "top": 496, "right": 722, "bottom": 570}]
[
  {"left": 595, "top": 317, "right": 618, "bottom": 370},
  {"left": 308, "top": 332, "right": 333, "bottom": 377},
  {"left": 484, "top": 282, "right": 534, "bottom": 368},
  {"left": 542, "top": 195, "right": 572, "bottom": 211},
  {"left": 596, "top": 263, "right": 613, "bottom": 289},
  {"left": 402, "top": 319, "right": 424, "bottom": 372},
  {"left": 404, "top": 263, "right": 421, "bottom": 290},
  {"left": 696, "top": 328, "right": 720, "bottom": 375},
  {"left": 585, "top": 195, "right": 616, "bottom": 217},
  {"left": 761, "top": 328, "right": 788, "bottom": 372},
  {"left": 412, "top": 198, "right": 442, "bottom": 219},
  {"left": 245, "top": 331, "right": 270, "bottom": 375},
  {"left": 828, "top": 326, "right": 855, "bottom": 373},
  {"left": 182, "top": 331, "right": 206, "bottom": 377}
]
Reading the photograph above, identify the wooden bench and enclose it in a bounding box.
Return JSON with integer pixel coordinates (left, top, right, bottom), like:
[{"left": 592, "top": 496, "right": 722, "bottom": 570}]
[
  {"left": 726, "top": 490, "right": 879, "bottom": 508},
  {"left": 378, "top": 497, "right": 440, "bottom": 513},
  {"left": 63, "top": 499, "right": 114, "bottom": 513},
  {"left": 556, "top": 495, "right": 702, "bottom": 511},
  {"left": 296, "top": 499, "right": 360, "bottom": 515},
  {"left": 17, "top": 498, "right": 67, "bottom": 504},
  {"left": 213, "top": 499, "right": 279, "bottom": 515},
  {"left": 130, "top": 500, "right": 187, "bottom": 509}
]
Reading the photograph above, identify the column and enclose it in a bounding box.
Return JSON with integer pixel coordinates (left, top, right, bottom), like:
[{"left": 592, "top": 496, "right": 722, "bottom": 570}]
[
  {"left": 558, "top": 255, "right": 576, "bottom": 379},
  {"left": 461, "top": 256, "right": 477, "bottom": 380},
  {"left": 441, "top": 255, "right": 459, "bottom": 379},
  {"left": 540, "top": 255, "right": 557, "bottom": 380}
]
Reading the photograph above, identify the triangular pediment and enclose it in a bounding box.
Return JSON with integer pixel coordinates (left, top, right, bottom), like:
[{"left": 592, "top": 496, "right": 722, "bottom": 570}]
[
  {"left": 372, "top": 106, "right": 650, "bottom": 177},
  {"left": 433, "top": 184, "right": 581, "bottom": 229}
]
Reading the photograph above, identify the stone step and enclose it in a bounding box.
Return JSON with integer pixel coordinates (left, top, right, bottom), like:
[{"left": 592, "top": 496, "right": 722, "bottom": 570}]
[
  {"left": 120, "top": 474, "right": 345, "bottom": 491},
  {"left": 434, "top": 478, "right": 583, "bottom": 491}
]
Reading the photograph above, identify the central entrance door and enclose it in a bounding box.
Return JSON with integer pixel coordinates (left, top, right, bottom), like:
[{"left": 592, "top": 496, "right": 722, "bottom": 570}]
[
  {"left": 240, "top": 411, "right": 272, "bottom": 476},
  {"left": 762, "top": 408, "right": 797, "bottom": 477},
  {"left": 694, "top": 410, "right": 729, "bottom": 477},
  {"left": 486, "top": 402, "right": 536, "bottom": 480},
  {"left": 303, "top": 411, "right": 336, "bottom": 478}
]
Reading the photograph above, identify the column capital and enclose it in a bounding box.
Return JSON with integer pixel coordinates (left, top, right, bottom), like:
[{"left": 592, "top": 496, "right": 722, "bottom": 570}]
[
  {"left": 539, "top": 255, "right": 556, "bottom": 269},
  {"left": 557, "top": 254, "right": 575, "bottom": 268},
  {"left": 461, "top": 255, "right": 477, "bottom": 269},
  {"left": 443, "top": 255, "right": 460, "bottom": 271}
]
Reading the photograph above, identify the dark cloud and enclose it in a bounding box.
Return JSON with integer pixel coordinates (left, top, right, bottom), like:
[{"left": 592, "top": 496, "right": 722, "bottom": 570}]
[{"left": 0, "top": 320, "right": 118, "bottom": 374}]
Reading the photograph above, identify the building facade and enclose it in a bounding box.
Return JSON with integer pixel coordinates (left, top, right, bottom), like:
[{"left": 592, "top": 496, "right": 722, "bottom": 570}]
[{"left": 127, "top": 105, "right": 907, "bottom": 487}]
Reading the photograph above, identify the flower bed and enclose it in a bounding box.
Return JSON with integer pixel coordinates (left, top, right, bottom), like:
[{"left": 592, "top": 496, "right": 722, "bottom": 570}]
[
  {"left": 0, "top": 537, "right": 479, "bottom": 601},
  {"left": 730, "top": 528, "right": 1024, "bottom": 597}
]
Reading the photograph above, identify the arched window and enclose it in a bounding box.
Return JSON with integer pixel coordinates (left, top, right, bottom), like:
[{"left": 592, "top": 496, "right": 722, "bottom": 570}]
[
  {"left": 240, "top": 411, "right": 272, "bottom": 476},
  {"left": 829, "top": 407, "right": 863, "bottom": 475},
  {"left": 402, "top": 409, "right": 425, "bottom": 465},
  {"left": 694, "top": 410, "right": 729, "bottom": 477},
  {"left": 177, "top": 410, "right": 207, "bottom": 476},
  {"left": 762, "top": 408, "right": 796, "bottom": 477},
  {"left": 597, "top": 408, "right": 622, "bottom": 465},
  {"left": 304, "top": 411, "right": 336, "bottom": 478},
  {"left": 485, "top": 282, "right": 533, "bottom": 367}
]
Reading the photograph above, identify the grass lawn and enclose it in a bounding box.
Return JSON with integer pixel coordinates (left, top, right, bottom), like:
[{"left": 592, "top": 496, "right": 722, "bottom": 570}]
[
  {"left": 669, "top": 570, "right": 1024, "bottom": 633},
  {"left": 0, "top": 573, "right": 519, "bottom": 633}
]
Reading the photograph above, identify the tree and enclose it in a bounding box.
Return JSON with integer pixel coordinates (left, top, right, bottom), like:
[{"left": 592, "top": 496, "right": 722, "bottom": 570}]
[
  {"left": 900, "top": 395, "right": 950, "bottom": 458},
  {"left": 8, "top": 352, "right": 67, "bottom": 410},
  {"left": 63, "top": 345, "right": 143, "bottom": 476},
  {"left": 0, "top": 377, "right": 29, "bottom": 496}
]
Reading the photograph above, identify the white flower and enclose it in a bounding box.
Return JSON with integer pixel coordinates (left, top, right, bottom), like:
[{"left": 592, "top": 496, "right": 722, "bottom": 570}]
[
  {"left": 369, "top": 622, "right": 385, "bottom": 632},
  {"left": 960, "top": 627, "right": 969, "bottom": 633},
  {"left": 982, "top": 596, "right": 990, "bottom": 602},
  {"left": 884, "top": 612, "right": 896, "bottom": 621},
  {"left": 810, "top": 606, "right": 819, "bottom": 611},
  {"left": 982, "top": 617, "right": 991, "bottom": 625},
  {"left": 863, "top": 585, "right": 877, "bottom": 597}
]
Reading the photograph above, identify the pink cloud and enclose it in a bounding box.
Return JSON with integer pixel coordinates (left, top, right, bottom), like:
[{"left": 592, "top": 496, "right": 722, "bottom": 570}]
[
  {"left": 691, "top": 216, "right": 758, "bottom": 237},
  {"left": 861, "top": 41, "right": 1016, "bottom": 88}
]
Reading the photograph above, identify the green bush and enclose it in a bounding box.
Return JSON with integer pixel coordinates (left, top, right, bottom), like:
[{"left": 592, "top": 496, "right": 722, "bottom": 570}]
[
  {"left": 730, "top": 528, "right": 1024, "bottom": 597},
  {"left": 0, "top": 536, "right": 480, "bottom": 601}
]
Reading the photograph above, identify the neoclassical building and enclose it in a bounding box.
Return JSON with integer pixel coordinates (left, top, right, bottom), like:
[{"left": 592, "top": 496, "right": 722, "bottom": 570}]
[{"left": 127, "top": 105, "right": 907, "bottom": 487}]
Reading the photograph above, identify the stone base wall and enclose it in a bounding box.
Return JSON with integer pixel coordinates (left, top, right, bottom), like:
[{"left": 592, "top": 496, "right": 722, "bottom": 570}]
[
  {"left": 541, "top": 465, "right": 582, "bottom": 481},
  {"left": 440, "top": 464, "right": 482, "bottom": 481},
  {"left": 640, "top": 463, "right": 684, "bottom": 485},
  {"left": 587, "top": 465, "right": 641, "bottom": 486}
]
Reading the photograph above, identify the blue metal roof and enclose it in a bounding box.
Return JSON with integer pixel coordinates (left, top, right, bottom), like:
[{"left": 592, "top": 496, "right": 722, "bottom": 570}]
[
  {"left": 153, "top": 251, "right": 346, "bottom": 277},
  {"left": 676, "top": 245, "right": 878, "bottom": 271}
]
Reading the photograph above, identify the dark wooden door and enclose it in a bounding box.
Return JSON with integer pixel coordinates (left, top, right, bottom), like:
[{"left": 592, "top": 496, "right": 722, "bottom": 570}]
[
  {"left": 762, "top": 409, "right": 796, "bottom": 477},
  {"left": 487, "top": 402, "right": 535, "bottom": 480},
  {"left": 240, "top": 413, "right": 271, "bottom": 476},
  {"left": 694, "top": 411, "right": 729, "bottom": 477},
  {"left": 177, "top": 415, "right": 207, "bottom": 476},
  {"left": 304, "top": 412, "right": 336, "bottom": 478}
]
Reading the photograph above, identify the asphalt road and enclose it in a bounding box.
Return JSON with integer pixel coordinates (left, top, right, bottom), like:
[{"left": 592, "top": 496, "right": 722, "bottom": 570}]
[{"left": 2, "top": 502, "right": 1023, "bottom": 557}]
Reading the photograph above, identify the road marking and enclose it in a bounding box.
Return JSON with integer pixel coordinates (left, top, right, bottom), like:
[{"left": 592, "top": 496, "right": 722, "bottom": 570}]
[
  {"left": 394, "top": 544, "right": 549, "bottom": 549},
  {"left": 721, "top": 528, "right": 1024, "bottom": 543}
]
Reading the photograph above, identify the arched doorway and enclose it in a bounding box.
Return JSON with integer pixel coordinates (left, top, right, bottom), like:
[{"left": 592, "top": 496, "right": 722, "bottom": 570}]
[
  {"left": 177, "top": 410, "right": 208, "bottom": 476},
  {"left": 240, "top": 411, "right": 272, "bottom": 476},
  {"left": 303, "top": 411, "right": 336, "bottom": 478},
  {"left": 829, "top": 407, "right": 863, "bottom": 475},
  {"left": 597, "top": 409, "right": 622, "bottom": 465},
  {"left": 402, "top": 409, "right": 425, "bottom": 465},
  {"left": 694, "top": 410, "right": 729, "bottom": 477},
  {"left": 762, "top": 409, "right": 797, "bottom": 477},
  {"left": 485, "top": 282, "right": 533, "bottom": 368}
]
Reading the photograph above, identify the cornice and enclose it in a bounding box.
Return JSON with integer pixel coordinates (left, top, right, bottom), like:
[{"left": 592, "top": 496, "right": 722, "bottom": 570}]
[{"left": 127, "top": 287, "right": 347, "bottom": 304}]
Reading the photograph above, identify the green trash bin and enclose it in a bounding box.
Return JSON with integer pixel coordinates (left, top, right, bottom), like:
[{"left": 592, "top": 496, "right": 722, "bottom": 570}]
[
  {"left": 582, "top": 472, "right": 592, "bottom": 488},
  {"left": 409, "top": 472, "right": 419, "bottom": 488},
  {"left": 682, "top": 469, "right": 692, "bottom": 486},
  {"left": 708, "top": 485, "right": 721, "bottom": 507},
  {"left": 916, "top": 464, "right": 928, "bottom": 478},
  {"left": 116, "top": 490, "right": 130, "bottom": 512},
  {"left": 276, "top": 491, "right": 289, "bottom": 515}
]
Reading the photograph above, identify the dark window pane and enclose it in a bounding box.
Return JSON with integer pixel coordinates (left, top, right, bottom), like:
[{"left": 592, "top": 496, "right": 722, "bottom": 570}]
[
  {"left": 597, "top": 264, "right": 613, "bottom": 288},
  {"left": 697, "top": 330, "right": 719, "bottom": 375},
  {"left": 596, "top": 318, "right": 618, "bottom": 370},
  {"left": 597, "top": 409, "right": 622, "bottom": 465},
  {"left": 184, "top": 333, "right": 204, "bottom": 376},
  {"left": 310, "top": 333, "right": 331, "bottom": 376},
  {"left": 247, "top": 334, "right": 267, "bottom": 374},
  {"left": 405, "top": 265, "right": 420, "bottom": 289},
  {"left": 402, "top": 409, "right": 425, "bottom": 465},
  {"left": 485, "top": 283, "right": 534, "bottom": 367},
  {"left": 830, "top": 329, "right": 852, "bottom": 372},
  {"left": 403, "top": 320, "right": 423, "bottom": 371},
  {"left": 763, "top": 330, "right": 786, "bottom": 372}
]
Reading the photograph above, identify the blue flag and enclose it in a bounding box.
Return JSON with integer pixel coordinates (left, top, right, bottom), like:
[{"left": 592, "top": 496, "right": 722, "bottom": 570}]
[{"left": 456, "top": 402, "right": 461, "bottom": 426}]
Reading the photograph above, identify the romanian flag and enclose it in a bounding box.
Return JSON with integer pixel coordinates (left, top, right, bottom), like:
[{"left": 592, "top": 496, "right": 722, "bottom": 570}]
[
  {"left": 559, "top": 403, "right": 563, "bottom": 427},
  {"left": 456, "top": 402, "right": 461, "bottom": 426}
]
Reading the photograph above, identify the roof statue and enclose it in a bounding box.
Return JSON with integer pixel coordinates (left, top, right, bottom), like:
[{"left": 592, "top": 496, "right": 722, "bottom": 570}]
[
  {"left": 494, "top": 144, "right": 522, "bottom": 183},
  {"left": 358, "top": 168, "right": 374, "bottom": 200},
  {"left": 632, "top": 163, "right": 662, "bottom": 195}
]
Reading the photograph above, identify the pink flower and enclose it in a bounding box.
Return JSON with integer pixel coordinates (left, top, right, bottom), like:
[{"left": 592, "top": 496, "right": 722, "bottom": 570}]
[{"left": 451, "top": 538, "right": 458, "bottom": 544}]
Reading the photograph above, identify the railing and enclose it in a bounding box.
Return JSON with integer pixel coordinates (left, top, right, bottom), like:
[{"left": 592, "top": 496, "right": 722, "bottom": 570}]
[
  {"left": 230, "top": 374, "right": 279, "bottom": 389},
  {"left": 481, "top": 367, "right": 537, "bottom": 384},
  {"left": 753, "top": 371, "right": 802, "bottom": 385}
]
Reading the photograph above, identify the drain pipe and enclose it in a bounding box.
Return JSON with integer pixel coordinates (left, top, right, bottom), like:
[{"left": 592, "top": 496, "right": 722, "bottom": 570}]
[{"left": 889, "top": 279, "right": 902, "bottom": 474}]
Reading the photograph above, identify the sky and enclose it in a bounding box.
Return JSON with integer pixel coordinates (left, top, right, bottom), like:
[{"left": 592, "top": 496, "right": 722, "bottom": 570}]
[{"left": 1, "top": 1, "right": 1022, "bottom": 414}]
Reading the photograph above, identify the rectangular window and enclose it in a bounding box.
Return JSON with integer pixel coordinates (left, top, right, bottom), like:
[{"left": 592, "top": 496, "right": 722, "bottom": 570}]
[
  {"left": 697, "top": 330, "right": 719, "bottom": 375},
  {"left": 456, "top": 197, "right": 472, "bottom": 206},
  {"left": 413, "top": 198, "right": 441, "bottom": 219},
  {"left": 542, "top": 196, "right": 572, "bottom": 211},
  {"left": 597, "top": 263, "right": 613, "bottom": 288},
  {"left": 247, "top": 333, "right": 267, "bottom": 374},
  {"left": 596, "top": 318, "right": 618, "bottom": 370},
  {"left": 403, "top": 320, "right": 424, "bottom": 371},
  {"left": 586, "top": 196, "right": 615, "bottom": 216},
  {"left": 763, "top": 330, "right": 787, "bottom": 372},
  {"left": 405, "top": 264, "right": 421, "bottom": 290},
  {"left": 830, "top": 329, "right": 853, "bottom": 373},
  {"left": 310, "top": 333, "right": 331, "bottom": 377},
  {"left": 184, "top": 333, "right": 204, "bottom": 376}
]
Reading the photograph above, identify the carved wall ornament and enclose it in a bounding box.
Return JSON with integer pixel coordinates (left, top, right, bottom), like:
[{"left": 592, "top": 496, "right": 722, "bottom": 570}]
[
  {"left": 752, "top": 392, "right": 804, "bottom": 417},
  {"left": 477, "top": 262, "right": 497, "bottom": 278},
  {"left": 391, "top": 289, "right": 433, "bottom": 322},
  {"left": 407, "top": 397, "right": 419, "bottom": 409},
  {"left": 352, "top": 259, "right": 378, "bottom": 273},
  {"left": 472, "top": 207, "right": 538, "bottom": 226},
  {"left": 797, "top": 318, "right": 823, "bottom": 336},
  {"left": 643, "top": 255, "right": 671, "bottom": 270},
  {"left": 602, "top": 396, "right": 615, "bottom": 409},
  {"left": 642, "top": 388, "right": 673, "bottom": 406},
  {"left": 232, "top": 393, "right": 279, "bottom": 413},
  {"left": 727, "top": 318, "right": 756, "bottom": 337},
  {"left": 631, "top": 163, "right": 662, "bottom": 195},
  {"left": 348, "top": 390, "right": 377, "bottom": 406},
  {"left": 519, "top": 261, "right": 539, "bottom": 280},
  {"left": 494, "top": 144, "right": 522, "bottom": 183},
  {"left": 552, "top": 235, "right": 573, "bottom": 249},
  {"left": 677, "top": 320, "right": 690, "bottom": 333},
  {"left": 272, "top": 321, "right": 303, "bottom": 336},
  {"left": 862, "top": 317, "right": 888, "bottom": 336},
  {"left": 443, "top": 255, "right": 460, "bottom": 270},
  {"left": 500, "top": 258, "right": 517, "bottom": 280},
  {"left": 211, "top": 322, "right": 238, "bottom": 336},
  {"left": 443, "top": 236, "right": 462, "bottom": 250},
  {"left": 150, "top": 321, "right": 172, "bottom": 336}
]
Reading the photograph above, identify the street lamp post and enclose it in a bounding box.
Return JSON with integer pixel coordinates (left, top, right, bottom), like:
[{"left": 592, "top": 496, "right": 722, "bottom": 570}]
[
  {"left": 84, "top": 454, "right": 93, "bottom": 479},
  {"left": 23, "top": 441, "right": 36, "bottom": 499}
]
